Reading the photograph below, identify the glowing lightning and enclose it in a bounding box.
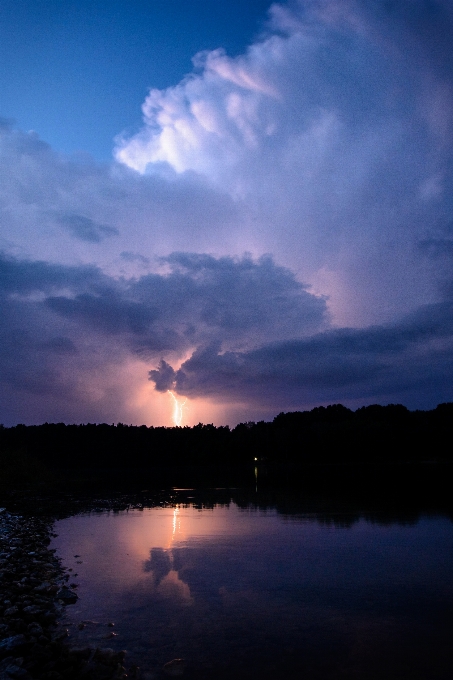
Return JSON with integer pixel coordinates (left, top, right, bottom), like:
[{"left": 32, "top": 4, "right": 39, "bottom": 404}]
[{"left": 168, "top": 391, "right": 187, "bottom": 426}]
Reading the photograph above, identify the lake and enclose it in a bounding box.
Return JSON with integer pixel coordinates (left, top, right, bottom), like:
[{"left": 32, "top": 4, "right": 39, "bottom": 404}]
[{"left": 51, "top": 485, "right": 453, "bottom": 680}]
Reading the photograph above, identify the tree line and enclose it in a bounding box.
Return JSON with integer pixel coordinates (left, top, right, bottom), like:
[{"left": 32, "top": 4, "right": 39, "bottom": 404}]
[{"left": 1, "top": 402, "right": 452, "bottom": 474}]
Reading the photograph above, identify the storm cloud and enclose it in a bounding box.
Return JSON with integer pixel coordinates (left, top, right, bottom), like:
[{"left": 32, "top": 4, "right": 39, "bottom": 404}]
[
  {"left": 1, "top": 243, "right": 453, "bottom": 425},
  {"left": 2, "top": 1, "right": 453, "bottom": 424},
  {"left": 160, "top": 300, "right": 453, "bottom": 409},
  {"left": 0, "top": 251, "right": 328, "bottom": 424},
  {"left": 116, "top": 0, "right": 453, "bottom": 326}
]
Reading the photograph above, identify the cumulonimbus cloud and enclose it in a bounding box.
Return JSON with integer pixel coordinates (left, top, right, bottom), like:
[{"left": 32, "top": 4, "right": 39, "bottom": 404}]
[
  {"left": 2, "top": 2, "right": 453, "bottom": 425},
  {"left": 115, "top": 0, "right": 453, "bottom": 327}
]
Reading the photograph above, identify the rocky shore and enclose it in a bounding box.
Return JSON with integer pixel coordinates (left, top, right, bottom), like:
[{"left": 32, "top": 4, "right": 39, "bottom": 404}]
[{"left": 0, "top": 508, "right": 129, "bottom": 680}]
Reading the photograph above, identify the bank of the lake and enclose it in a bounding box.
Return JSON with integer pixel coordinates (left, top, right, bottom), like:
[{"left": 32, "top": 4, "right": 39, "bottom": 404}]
[{"left": 0, "top": 507, "right": 137, "bottom": 680}]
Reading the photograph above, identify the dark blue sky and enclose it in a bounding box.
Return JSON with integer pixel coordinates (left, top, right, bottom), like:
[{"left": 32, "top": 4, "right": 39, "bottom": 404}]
[
  {"left": 1, "top": 0, "right": 453, "bottom": 426},
  {"left": 1, "top": 0, "right": 272, "bottom": 159}
]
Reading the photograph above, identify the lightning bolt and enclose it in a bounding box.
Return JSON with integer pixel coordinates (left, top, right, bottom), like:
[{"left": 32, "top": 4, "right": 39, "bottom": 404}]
[{"left": 168, "top": 390, "right": 187, "bottom": 426}]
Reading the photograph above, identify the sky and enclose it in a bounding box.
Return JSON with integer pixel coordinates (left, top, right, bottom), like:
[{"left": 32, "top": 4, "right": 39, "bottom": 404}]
[{"left": 1, "top": 0, "right": 453, "bottom": 427}]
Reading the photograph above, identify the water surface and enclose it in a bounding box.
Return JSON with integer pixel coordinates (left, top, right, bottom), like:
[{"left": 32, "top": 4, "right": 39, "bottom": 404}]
[{"left": 52, "top": 496, "right": 453, "bottom": 679}]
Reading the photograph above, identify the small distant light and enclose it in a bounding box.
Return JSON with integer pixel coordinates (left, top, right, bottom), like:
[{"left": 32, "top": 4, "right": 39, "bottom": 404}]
[{"left": 254, "top": 457, "right": 258, "bottom": 461}]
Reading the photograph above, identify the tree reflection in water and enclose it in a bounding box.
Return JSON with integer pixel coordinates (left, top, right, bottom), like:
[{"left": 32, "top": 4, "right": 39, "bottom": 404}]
[{"left": 51, "top": 478, "right": 453, "bottom": 679}]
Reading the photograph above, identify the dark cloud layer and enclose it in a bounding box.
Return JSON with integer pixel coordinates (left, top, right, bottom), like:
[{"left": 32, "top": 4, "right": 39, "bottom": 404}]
[
  {"left": 161, "top": 300, "right": 453, "bottom": 408},
  {"left": 0, "top": 251, "right": 328, "bottom": 424},
  {"left": 41, "top": 252, "right": 328, "bottom": 350},
  {"left": 1, "top": 245, "right": 453, "bottom": 424}
]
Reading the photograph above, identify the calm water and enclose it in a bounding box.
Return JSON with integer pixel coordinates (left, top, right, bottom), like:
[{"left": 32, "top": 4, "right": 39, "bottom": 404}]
[{"left": 52, "top": 494, "right": 453, "bottom": 680}]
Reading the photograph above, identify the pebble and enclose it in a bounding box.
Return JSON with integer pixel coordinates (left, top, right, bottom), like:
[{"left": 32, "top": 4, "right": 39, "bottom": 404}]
[
  {"left": 162, "top": 659, "right": 186, "bottom": 677},
  {"left": 0, "top": 510, "right": 128, "bottom": 680}
]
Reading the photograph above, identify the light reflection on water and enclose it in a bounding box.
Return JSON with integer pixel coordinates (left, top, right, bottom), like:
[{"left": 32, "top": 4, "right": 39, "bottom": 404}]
[{"left": 52, "top": 502, "right": 453, "bottom": 679}]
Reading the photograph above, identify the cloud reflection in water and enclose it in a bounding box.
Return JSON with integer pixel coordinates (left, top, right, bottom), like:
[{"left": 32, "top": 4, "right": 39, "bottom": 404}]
[{"left": 51, "top": 501, "right": 453, "bottom": 678}]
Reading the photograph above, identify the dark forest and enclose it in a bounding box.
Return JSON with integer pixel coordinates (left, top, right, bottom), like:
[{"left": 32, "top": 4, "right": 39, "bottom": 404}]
[{"left": 1, "top": 403, "right": 452, "bottom": 475}]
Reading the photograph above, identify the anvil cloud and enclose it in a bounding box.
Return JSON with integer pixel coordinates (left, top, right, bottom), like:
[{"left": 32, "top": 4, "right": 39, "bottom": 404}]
[{"left": 1, "top": 0, "right": 453, "bottom": 426}]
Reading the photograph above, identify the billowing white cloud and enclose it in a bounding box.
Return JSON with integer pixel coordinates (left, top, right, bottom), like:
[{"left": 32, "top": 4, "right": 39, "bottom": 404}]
[
  {"left": 115, "top": 44, "right": 279, "bottom": 177},
  {"left": 116, "top": 0, "right": 453, "bottom": 325}
]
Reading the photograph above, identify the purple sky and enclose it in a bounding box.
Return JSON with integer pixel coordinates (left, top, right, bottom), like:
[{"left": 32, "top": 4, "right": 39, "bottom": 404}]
[{"left": 1, "top": 0, "right": 453, "bottom": 426}]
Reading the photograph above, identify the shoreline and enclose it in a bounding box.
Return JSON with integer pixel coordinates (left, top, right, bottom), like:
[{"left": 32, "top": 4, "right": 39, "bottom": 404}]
[
  {"left": 0, "top": 508, "right": 130, "bottom": 680},
  {"left": 1, "top": 476, "right": 452, "bottom": 679}
]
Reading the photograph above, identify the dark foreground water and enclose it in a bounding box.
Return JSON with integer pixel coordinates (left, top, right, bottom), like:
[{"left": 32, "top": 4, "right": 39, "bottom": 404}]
[{"left": 51, "top": 487, "right": 453, "bottom": 680}]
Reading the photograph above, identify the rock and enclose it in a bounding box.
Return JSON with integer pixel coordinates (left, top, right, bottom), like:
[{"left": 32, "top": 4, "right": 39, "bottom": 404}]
[
  {"left": 33, "top": 582, "right": 51, "bottom": 593},
  {"left": 40, "top": 611, "right": 56, "bottom": 624},
  {"left": 128, "top": 664, "right": 140, "bottom": 678},
  {"left": 3, "top": 664, "right": 32, "bottom": 679},
  {"left": 51, "top": 630, "right": 68, "bottom": 642},
  {"left": 0, "top": 508, "right": 131, "bottom": 680},
  {"left": 22, "top": 606, "right": 42, "bottom": 616},
  {"left": 93, "top": 649, "right": 115, "bottom": 663},
  {"left": 3, "top": 607, "right": 19, "bottom": 618},
  {"left": 0, "top": 636, "right": 27, "bottom": 658},
  {"left": 27, "top": 623, "right": 43, "bottom": 636},
  {"left": 162, "top": 659, "right": 186, "bottom": 677},
  {"left": 55, "top": 587, "right": 78, "bottom": 605},
  {"left": 8, "top": 621, "right": 26, "bottom": 635}
]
